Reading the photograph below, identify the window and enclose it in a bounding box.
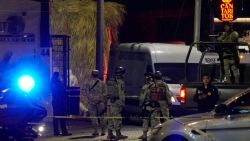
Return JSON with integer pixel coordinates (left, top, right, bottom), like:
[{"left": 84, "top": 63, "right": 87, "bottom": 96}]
[
  {"left": 118, "top": 51, "right": 145, "bottom": 61},
  {"left": 228, "top": 92, "right": 250, "bottom": 114},
  {"left": 154, "top": 63, "right": 198, "bottom": 83}
]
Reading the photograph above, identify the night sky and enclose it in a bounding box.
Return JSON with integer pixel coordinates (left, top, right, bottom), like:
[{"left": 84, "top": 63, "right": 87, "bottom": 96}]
[{"left": 109, "top": 0, "right": 250, "bottom": 44}]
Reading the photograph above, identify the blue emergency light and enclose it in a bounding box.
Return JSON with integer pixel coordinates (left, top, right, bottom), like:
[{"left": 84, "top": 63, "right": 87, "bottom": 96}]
[{"left": 18, "top": 75, "right": 35, "bottom": 93}]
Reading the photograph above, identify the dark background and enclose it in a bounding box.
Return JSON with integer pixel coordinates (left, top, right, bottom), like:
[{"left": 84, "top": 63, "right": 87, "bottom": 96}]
[{"left": 108, "top": 0, "right": 250, "bottom": 44}]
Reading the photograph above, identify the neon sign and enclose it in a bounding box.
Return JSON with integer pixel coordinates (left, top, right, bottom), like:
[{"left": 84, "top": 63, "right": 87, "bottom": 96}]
[{"left": 220, "top": 0, "right": 234, "bottom": 21}]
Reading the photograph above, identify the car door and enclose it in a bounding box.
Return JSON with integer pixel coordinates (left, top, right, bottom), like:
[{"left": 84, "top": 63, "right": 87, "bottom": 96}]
[{"left": 205, "top": 92, "right": 250, "bottom": 141}]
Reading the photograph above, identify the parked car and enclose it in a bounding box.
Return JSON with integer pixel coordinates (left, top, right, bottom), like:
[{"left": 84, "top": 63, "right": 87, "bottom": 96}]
[{"left": 149, "top": 88, "right": 250, "bottom": 141}]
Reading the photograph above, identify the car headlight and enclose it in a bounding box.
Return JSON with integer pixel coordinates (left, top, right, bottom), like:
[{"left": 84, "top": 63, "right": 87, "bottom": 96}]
[{"left": 151, "top": 123, "right": 163, "bottom": 135}]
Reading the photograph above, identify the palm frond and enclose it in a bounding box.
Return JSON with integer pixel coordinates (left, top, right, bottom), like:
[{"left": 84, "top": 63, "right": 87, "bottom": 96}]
[{"left": 51, "top": 0, "right": 126, "bottom": 90}]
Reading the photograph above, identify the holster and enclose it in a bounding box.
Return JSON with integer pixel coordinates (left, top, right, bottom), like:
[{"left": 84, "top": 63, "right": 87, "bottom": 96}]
[{"left": 141, "top": 103, "right": 150, "bottom": 118}]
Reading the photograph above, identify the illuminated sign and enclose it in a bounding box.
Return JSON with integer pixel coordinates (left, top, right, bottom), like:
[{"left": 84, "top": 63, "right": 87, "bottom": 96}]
[{"left": 220, "top": 0, "right": 234, "bottom": 21}]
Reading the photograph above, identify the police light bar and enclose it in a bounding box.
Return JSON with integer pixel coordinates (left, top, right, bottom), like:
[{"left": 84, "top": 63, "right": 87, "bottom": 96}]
[{"left": 18, "top": 75, "right": 35, "bottom": 93}]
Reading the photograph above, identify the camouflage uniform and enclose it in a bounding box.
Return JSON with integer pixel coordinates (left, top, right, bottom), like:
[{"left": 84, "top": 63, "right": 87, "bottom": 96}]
[
  {"left": 138, "top": 79, "right": 172, "bottom": 139},
  {"left": 156, "top": 79, "right": 172, "bottom": 119},
  {"left": 87, "top": 77, "right": 107, "bottom": 136},
  {"left": 138, "top": 82, "right": 152, "bottom": 139},
  {"left": 106, "top": 77, "right": 127, "bottom": 140},
  {"left": 217, "top": 30, "right": 240, "bottom": 83}
]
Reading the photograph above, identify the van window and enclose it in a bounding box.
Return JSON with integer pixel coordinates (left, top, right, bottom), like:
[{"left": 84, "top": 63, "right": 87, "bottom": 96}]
[
  {"left": 146, "top": 65, "right": 153, "bottom": 73},
  {"left": 154, "top": 63, "right": 198, "bottom": 83},
  {"left": 116, "top": 51, "right": 149, "bottom": 96},
  {"left": 118, "top": 51, "right": 145, "bottom": 61}
]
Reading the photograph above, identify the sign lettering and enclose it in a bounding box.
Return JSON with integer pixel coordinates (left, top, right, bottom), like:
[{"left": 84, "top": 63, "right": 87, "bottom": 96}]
[
  {"left": 205, "top": 58, "right": 216, "bottom": 64},
  {"left": 220, "top": 0, "right": 234, "bottom": 21}
]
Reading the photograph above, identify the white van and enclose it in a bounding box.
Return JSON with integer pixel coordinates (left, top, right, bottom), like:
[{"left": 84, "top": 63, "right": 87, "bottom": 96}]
[{"left": 108, "top": 43, "right": 250, "bottom": 115}]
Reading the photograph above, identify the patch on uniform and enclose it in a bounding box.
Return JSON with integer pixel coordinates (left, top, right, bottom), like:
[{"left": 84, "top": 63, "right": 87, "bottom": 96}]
[{"left": 208, "top": 92, "right": 212, "bottom": 96}]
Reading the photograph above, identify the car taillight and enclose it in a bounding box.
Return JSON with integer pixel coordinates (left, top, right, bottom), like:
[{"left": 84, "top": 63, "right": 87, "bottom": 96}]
[{"left": 178, "top": 87, "right": 186, "bottom": 103}]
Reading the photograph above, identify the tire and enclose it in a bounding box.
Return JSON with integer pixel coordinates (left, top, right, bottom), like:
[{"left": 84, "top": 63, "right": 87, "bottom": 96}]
[{"left": 163, "top": 135, "right": 188, "bottom": 141}]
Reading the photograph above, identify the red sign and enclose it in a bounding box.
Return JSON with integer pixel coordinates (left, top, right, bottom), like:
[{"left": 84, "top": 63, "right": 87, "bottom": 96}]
[{"left": 220, "top": 0, "right": 234, "bottom": 21}]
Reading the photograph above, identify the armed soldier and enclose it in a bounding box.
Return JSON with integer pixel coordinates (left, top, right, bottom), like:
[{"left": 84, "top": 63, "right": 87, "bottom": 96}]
[
  {"left": 217, "top": 21, "right": 240, "bottom": 83},
  {"left": 138, "top": 72, "right": 154, "bottom": 140},
  {"left": 87, "top": 70, "right": 107, "bottom": 137},
  {"left": 106, "top": 67, "right": 128, "bottom": 140},
  {"left": 138, "top": 71, "right": 172, "bottom": 140},
  {"left": 152, "top": 71, "right": 172, "bottom": 121}
]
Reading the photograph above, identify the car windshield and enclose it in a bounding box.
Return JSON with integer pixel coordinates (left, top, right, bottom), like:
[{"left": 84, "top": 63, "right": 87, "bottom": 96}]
[{"left": 224, "top": 89, "right": 250, "bottom": 114}]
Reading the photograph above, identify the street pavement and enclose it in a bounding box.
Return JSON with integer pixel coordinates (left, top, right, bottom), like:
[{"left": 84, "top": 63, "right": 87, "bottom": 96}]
[{"left": 37, "top": 119, "right": 144, "bottom": 141}]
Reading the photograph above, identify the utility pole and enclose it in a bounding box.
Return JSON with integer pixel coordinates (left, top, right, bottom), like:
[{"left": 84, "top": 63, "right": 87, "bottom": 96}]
[
  {"left": 96, "top": 0, "right": 104, "bottom": 80},
  {"left": 194, "top": 0, "right": 202, "bottom": 43},
  {"left": 209, "top": 0, "right": 216, "bottom": 41}
]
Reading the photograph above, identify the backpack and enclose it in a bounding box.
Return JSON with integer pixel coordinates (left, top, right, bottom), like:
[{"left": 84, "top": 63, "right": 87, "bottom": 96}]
[{"left": 149, "top": 82, "right": 166, "bottom": 102}]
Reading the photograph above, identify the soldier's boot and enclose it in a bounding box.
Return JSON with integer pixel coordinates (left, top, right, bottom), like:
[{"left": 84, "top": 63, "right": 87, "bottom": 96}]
[
  {"left": 138, "top": 131, "right": 147, "bottom": 140},
  {"left": 107, "top": 129, "right": 116, "bottom": 140},
  {"left": 92, "top": 132, "right": 99, "bottom": 136},
  {"left": 116, "top": 130, "right": 128, "bottom": 140},
  {"left": 101, "top": 128, "right": 106, "bottom": 136},
  {"left": 92, "top": 128, "right": 99, "bottom": 136}
]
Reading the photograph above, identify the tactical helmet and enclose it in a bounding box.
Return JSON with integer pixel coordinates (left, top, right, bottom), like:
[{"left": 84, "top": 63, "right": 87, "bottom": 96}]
[
  {"left": 92, "top": 70, "right": 99, "bottom": 78},
  {"left": 154, "top": 71, "right": 162, "bottom": 80},
  {"left": 115, "top": 66, "right": 125, "bottom": 75}
]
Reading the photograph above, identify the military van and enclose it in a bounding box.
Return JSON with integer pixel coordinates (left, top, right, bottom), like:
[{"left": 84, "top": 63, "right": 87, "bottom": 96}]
[{"left": 108, "top": 42, "right": 250, "bottom": 116}]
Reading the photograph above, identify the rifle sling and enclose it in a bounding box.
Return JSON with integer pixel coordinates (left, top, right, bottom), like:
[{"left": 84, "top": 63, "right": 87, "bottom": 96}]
[{"left": 89, "top": 80, "right": 99, "bottom": 91}]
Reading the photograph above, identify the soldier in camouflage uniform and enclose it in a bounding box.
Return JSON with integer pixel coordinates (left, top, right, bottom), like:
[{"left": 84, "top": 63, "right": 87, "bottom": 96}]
[
  {"left": 138, "top": 71, "right": 172, "bottom": 140},
  {"left": 217, "top": 21, "right": 240, "bottom": 83},
  {"left": 87, "top": 70, "right": 107, "bottom": 137},
  {"left": 106, "top": 67, "right": 128, "bottom": 140},
  {"left": 138, "top": 72, "right": 153, "bottom": 140}
]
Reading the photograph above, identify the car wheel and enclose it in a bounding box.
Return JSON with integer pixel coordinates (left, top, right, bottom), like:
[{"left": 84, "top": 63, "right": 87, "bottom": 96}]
[{"left": 163, "top": 135, "right": 188, "bottom": 141}]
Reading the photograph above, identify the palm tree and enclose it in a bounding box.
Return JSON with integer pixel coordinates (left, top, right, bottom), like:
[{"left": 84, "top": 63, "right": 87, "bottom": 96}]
[{"left": 50, "top": 0, "right": 125, "bottom": 89}]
